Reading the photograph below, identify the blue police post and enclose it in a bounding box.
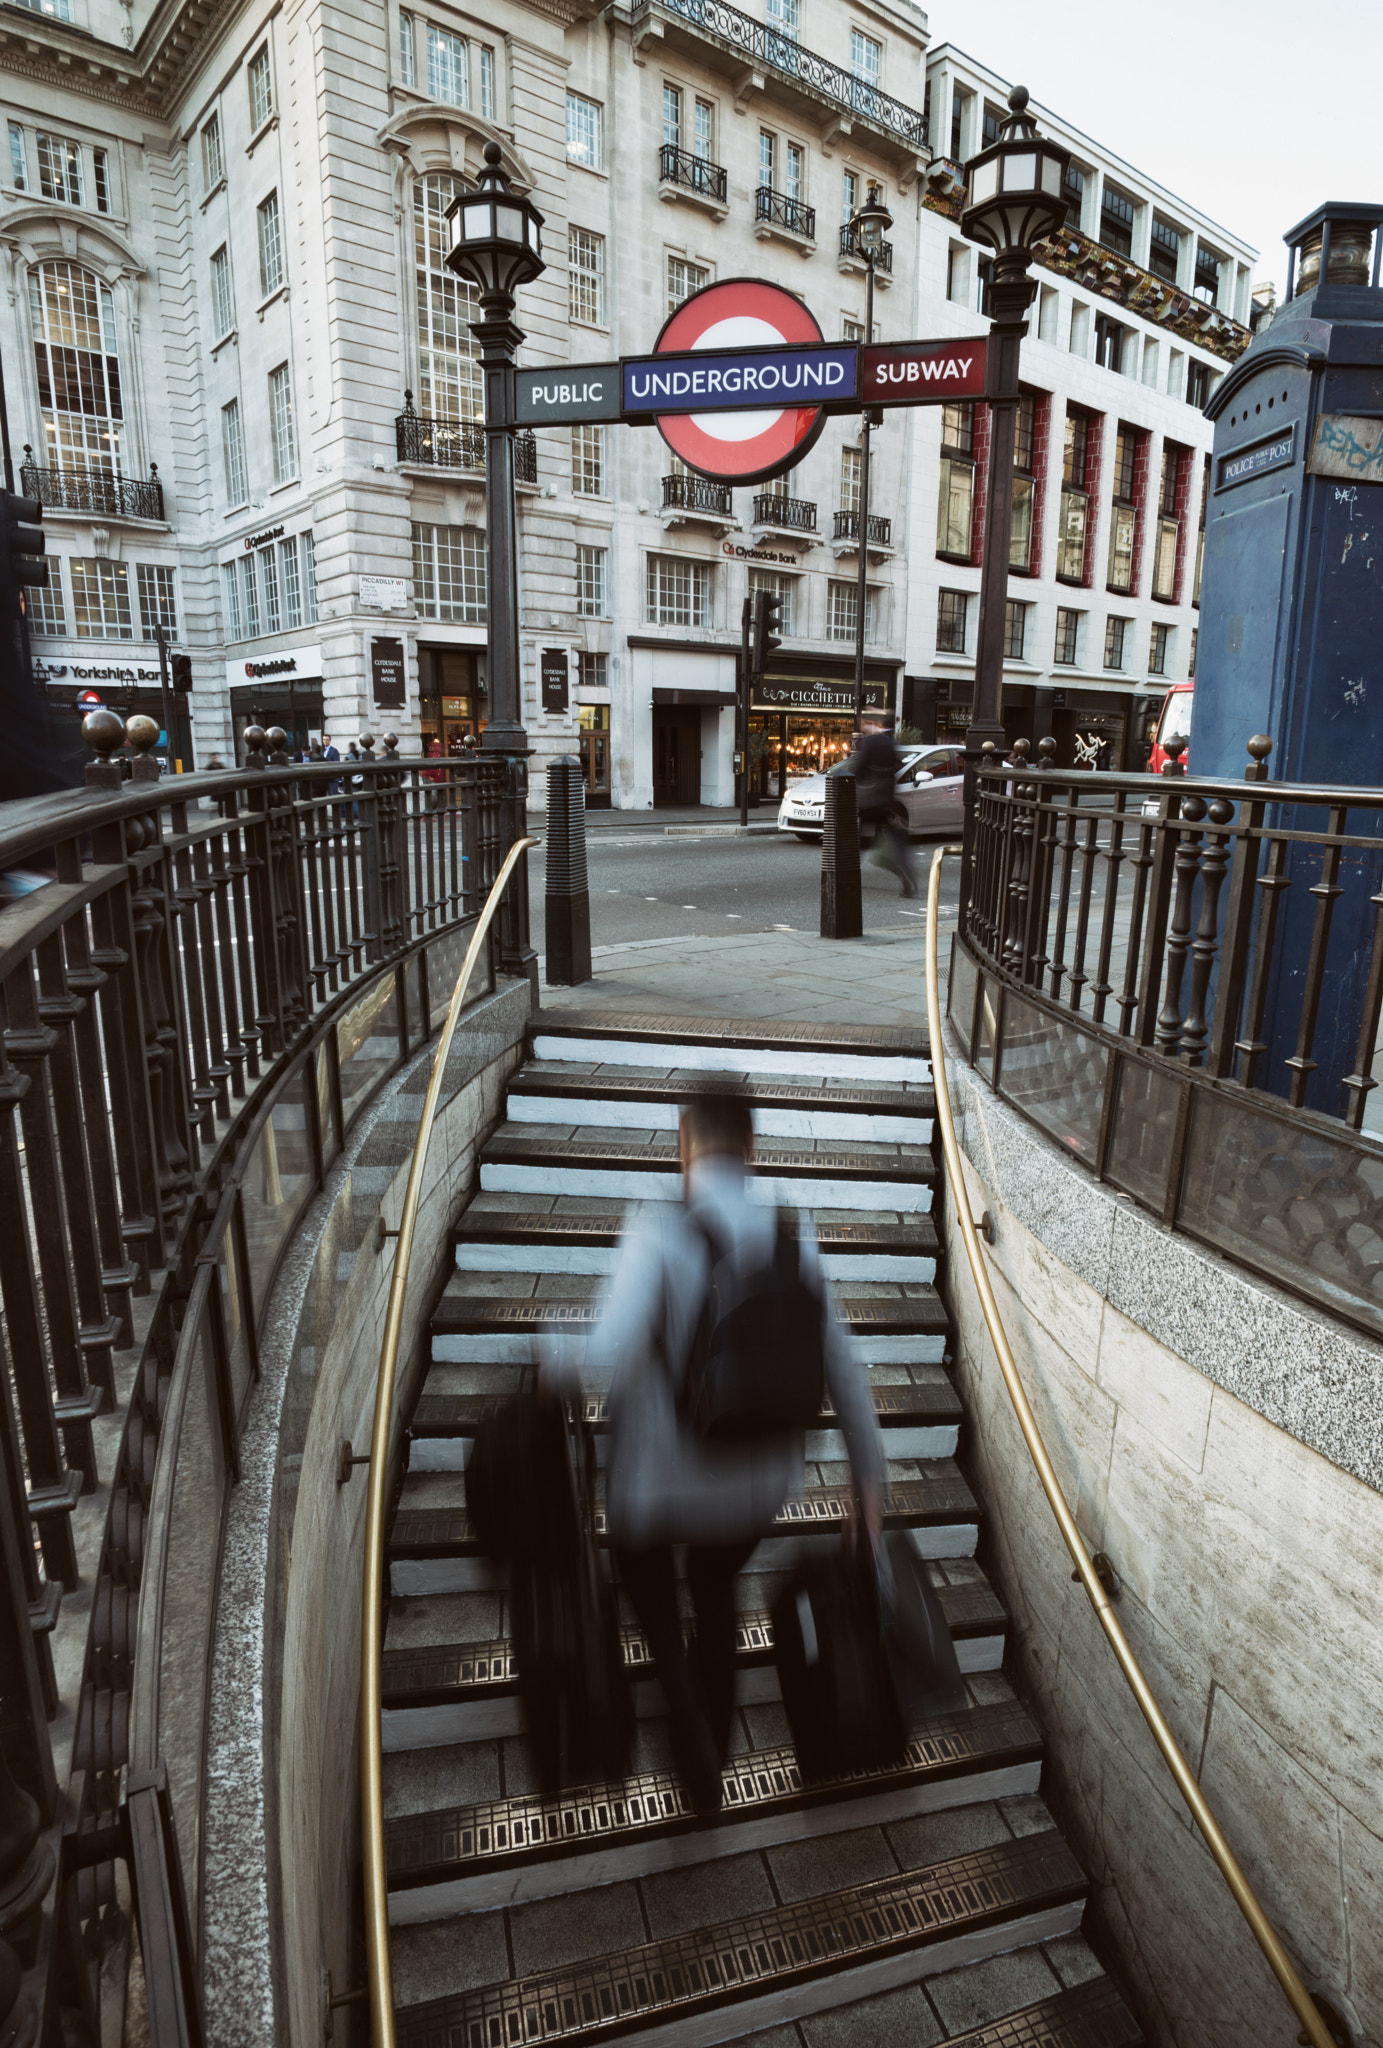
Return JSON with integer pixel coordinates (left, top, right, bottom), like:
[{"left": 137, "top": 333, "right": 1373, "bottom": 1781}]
[
  {"left": 1192, "top": 201, "right": 1383, "bottom": 1114},
  {"left": 544, "top": 757, "right": 591, "bottom": 987}
]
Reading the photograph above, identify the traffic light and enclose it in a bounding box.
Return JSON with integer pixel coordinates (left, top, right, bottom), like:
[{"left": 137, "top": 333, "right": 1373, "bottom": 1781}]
[
  {"left": 0, "top": 494, "right": 46, "bottom": 625},
  {"left": 752, "top": 586, "right": 783, "bottom": 677},
  {"left": 171, "top": 652, "right": 194, "bottom": 694}
]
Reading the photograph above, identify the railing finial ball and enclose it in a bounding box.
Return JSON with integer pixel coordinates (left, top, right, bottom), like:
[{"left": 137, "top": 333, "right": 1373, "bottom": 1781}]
[
  {"left": 1036, "top": 736, "right": 1057, "bottom": 767},
  {"left": 359, "top": 733, "right": 376, "bottom": 756},
  {"left": 1162, "top": 735, "right": 1187, "bottom": 776},
  {"left": 123, "top": 714, "right": 161, "bottom": 784},
  {"left": 382, "top": 733, "right": 399, "bottom": 758},
  {"left": 83, "top": 708, "right": 125, "bottom": 759},
  {"left": 265, "top": 726, "right": 291, "bottom": 765}
]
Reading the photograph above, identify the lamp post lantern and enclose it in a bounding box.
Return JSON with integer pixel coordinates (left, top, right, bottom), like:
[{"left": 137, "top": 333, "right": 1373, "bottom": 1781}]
[
  {"left": 445, "top": 140, "right": 545, "bottom": 988},
  {"left": 847, "top": 180, "right": 892, "bottom": 728},
  {"left": 959, "top": 87, "right": 1069, "bottom": 889}
]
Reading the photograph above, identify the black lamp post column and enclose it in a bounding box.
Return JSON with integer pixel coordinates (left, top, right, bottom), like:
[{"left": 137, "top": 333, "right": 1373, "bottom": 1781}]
[{"left": 852, "top": 256, "right": 876, "bottom": 729}]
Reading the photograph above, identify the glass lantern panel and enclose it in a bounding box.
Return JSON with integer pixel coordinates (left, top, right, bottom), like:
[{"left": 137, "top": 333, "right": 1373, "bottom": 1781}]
[
  {"left": 461, "top": 203, "right": 490, "bottom": 238},
  {"left": 1041, "top": 152, "right": 1063, "bottom": 196},
  {"left": 495, "top": 204, "right": 525, "bottom": 242},
  {"left": 969, "top": 157, "right": 998, "bottom": 203},
  {"left": 1002, "top": 152, "right": 1035, "bottom": 191}
]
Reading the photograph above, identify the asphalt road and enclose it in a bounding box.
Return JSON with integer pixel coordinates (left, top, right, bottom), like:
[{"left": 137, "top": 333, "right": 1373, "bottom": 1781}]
[{"left": 526, "top": 825, "right": 962, "bottom": 952}]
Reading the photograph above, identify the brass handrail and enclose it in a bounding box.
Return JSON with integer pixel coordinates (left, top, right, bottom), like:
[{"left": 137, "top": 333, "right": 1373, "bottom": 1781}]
[
  {"left": 359, "top": 837, "right": 539, "bottom": 2048},
  {"left": 923, "top": 844, "right": 1333, "bottom": 2048}
]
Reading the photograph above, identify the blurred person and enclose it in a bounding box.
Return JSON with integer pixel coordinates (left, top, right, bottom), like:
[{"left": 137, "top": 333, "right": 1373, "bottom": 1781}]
[
  {"left": 850, "top": 713, "right": 916, "bottom": 898},
  {"left": 590, "top": 1089, "right": 884, "bottom": 1814},
  {"left": 322, "top": 732, "right": 343, "bottom": 798}
]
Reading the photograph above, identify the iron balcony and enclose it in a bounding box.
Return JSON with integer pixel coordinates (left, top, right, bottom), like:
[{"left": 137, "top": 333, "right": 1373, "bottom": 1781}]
[
  {"left": 839, "top": 225, "right": 894, "bottom": 273},
  {"left": 20, "top": 456, "right": 164, "bottom": 522},
  {"left": 662, "top": 472, "right": 733, "bottom": 516},
  {"left": 755, "top": 185, "right": 816, "bottom": 240},
  {"left": 395, "top": 402, "right": 537, "bottom": 482},
  {"left": 753, "top": 493, "right": 817, "bottom": 533},
  {"left": 658, "top": 142, "right": 728, "bottom": 204},
  {"left": 834, "top": 509, "right": 892, "bottom": 546}
]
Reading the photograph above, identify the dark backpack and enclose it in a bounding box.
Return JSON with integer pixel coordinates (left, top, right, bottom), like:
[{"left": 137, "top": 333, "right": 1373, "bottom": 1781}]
[
  {"left": 771, "top": 1540, "right": 908, "bottom": 1782},
  {"left": 676, "top": 1208, "right": 826, "bottom": 1443}
]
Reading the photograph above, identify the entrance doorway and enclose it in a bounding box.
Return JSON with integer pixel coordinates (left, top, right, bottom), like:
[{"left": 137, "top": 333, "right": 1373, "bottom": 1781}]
[
  {"left": 419, "top": 646, "right": 485, "bottom": 754},
  {"left": 653, "top": 706, "right": 700, "bottom": 806},
  {"left": 579, "top": 704, "right": 611, "bottom": 804}
]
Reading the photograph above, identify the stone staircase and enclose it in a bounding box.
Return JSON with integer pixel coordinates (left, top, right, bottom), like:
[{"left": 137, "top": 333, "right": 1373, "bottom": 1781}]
[{"left": 378, "top": 1011, "right": 1143, "bottom": 2048}]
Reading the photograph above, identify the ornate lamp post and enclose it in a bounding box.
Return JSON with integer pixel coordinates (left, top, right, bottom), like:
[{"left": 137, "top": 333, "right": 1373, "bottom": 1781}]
[
  {"left": 445, "top": 141, "right": 545, "bottom": 986},
  {"left": 959, "top": 88, "right": 1069, "bottom": 887},
  {"left": 847, "top": 181, "right": 892, "bottom": 727}
]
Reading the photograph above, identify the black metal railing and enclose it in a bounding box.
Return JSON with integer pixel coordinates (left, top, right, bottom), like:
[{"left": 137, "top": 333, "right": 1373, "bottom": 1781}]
[
  {"left": 0, "top": 725, "right": 526, "bottom": 2046},
  {"left": 662, "top": 472, "right": 733, "bottom": 515},
  {"left": 753, "top": 492, "right": 817, "bottom": 532},
  {"left": 951, "top": 736, "right": 1383, "bottom": 1344},
  {"left": 20, "top": 450, "right": 165, "bottom": 521},
  {"left": 395, "top": 400, "right": 537, "bottom": 482},
  {"left": 515, "top": 429, "right": 537, "bottom": 484},
  {"left": 635, "top": 0, "right": 927, "bottom": 151},
  {"left": 658, "top": 142, "right": 728, "bottom": 203},
  {"left": 838, "top": 225, "right": 894, "bottom": 272},
  {"left": 833, "top": 509, "right": 891, "bottom": 545},
  {"left": 755, "top": 185, "right": 816, "bottom": 239}
]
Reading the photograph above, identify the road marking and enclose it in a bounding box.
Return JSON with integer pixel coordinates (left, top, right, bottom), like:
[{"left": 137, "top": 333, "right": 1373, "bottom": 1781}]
[
  {"left": 726, "top": 913, "right": 741, "bottom": 918},
  {"left": 681, "top": 904, "right": 697, "bottom": 909}
]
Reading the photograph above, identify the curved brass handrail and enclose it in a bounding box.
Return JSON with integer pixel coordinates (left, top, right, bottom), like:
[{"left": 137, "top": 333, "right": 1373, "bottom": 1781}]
[
  {"left": 923, "top": 844, "right": 1333, "bottom": 2048},
  {"left": 360, "top": 836, "right": 539, "bottom": 2048}
]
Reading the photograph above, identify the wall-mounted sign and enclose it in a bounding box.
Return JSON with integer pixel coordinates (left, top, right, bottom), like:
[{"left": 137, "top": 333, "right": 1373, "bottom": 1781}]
[
  {"left": 37, "top": 659, "right": 166, "bottom": 687},
  {"left": 752, "top": 677, "right": 891, "bottom": 714},
  {"left": 243, "top": 523, "right": 286, "bottom": 552},
  {"left": 1217, "top": 427, "right": 1295, "bottom": 492},
  {"left": 371, "top": 637, "right": 407, "bottom": 708},
  {"left": 863, "top": 337, "right": 989, "bottom": 405},
  {"left": 515, "top": 365, "right": 622, "bottom": 426},
  {"left": 1307, "top": 414, "right": 1383, "bottom": 483},
  {"left": 225, "top": 643, "right": 324, "bottom": 688},
  {"left": 541, "top": 647, "right": 569, "bottom": 713},
  {"left": 722, "top": 541, "right": 800, "bottom": 565},
  {"left": 361, "top": 575, "right": 409, "bottom": 610}
]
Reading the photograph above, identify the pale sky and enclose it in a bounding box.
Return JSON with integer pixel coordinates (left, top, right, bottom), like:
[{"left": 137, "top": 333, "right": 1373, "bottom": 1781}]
[{"left": 929, "top": 0, "right": 1383, "bottom": 302}]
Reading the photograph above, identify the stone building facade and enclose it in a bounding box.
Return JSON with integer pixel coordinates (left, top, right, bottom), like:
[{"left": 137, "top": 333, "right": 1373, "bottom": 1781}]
[{"left": 0, "top": 0, "right": 1252, "bottom": 800}]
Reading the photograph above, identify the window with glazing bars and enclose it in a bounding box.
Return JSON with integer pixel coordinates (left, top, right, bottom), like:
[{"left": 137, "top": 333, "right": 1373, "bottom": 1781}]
[
  {"left": 400, "top": 12, "right": 415, "bottom": 84},
  {"left": 37, "top": 132, "right": 82, "bottom": 206},
  {"left": 840, "top": 446, "right": 861, "bottom": 515},
  {"left": 785, "top": 141, "right": 804, "bottom": 201},
  {"left": 412, "top": 522, "right": 486, "bottom": 621},
  {"left": 280, "top": 537, "right": 302, "bottom": 628},
  {"left": 1152, "top": 445, "right": 1181, "bottom": 599},
  {"left": 569, "top": 227, "right": 604, "bottom": 324},
  {"left": 1194, "top": 245, "right": 1220, "bottom": 305},
  {"left": 1062, "top": 162, "right": 1083, "bottom": 229},
  {"left": 300, "top": 532, "right": 317, "bottom": 620},
  {"left": 1150, "top": 216, "right": 1180, "bottom": 283},
  {"left": 1193, "top": 453, "right": 1209, "bottom": 603},
  {"left": 1104, "top": 616, "right": 1128, "bottom": 670},
  {"left": 201, "top": 113, "right": 223, "bottom": 190},
  {"left": 427, "top": 25, "right": 468, "bottom": 107},
  {"left": 1010, "top": 391, "right": 1036, "bottom": 572},
  {"left": 211, "top": 247, "right": 234, "bottom": 337},
  {"left": 936, "top": 588, "right": 967, "bottom": 653},
  {"left": 579, "top": 653, "right": 608, "bottom": 689},
  {"left": 1054, "top": 607, "right": 1080, "bottom": 664},
  {"left": 257, "top": 191, "right": 283, "bottom": 296},
  {"left": 567, "top": 92, "right": 602, "bottom": 168},
  {"left": 28, "top": 556, "right": 65, "bottom": 635},
  {"left": 1057, "top": 408, "right": 1090, "bottom": 581},
  {"left": 1189, "top": 627, "right": 1198, "bottom": 672},
  {"left": 93, "top": 149, "right": 109, "bottom": 214},
  {"left": 9, "top": 122, "right": 27, "bottom": 190},
  {"left": 136, "top": 563, "right": 177, "bottom": 639},
  {"left": 240, "top": 554, "right": 260, "bottom": 637},
  {"left": 1187, "top": 359, "right": 1213, "bottom": 410},
  {"left": 841, "top": 168, "right": 858, "bottom": 226},
  {"left": 1107, "top": 426, "right": 1137, "bottom": 593},
  {"left": 258, "top": 545, "right": 280, "bottom": 633},
  {"left": 748, "top": 568, "right": 794, "bottom": 636},
  {"left": 71, "top": 558, "right": 132, "bottom": 637},
  {"left": 248, "top": 45, "right": 273, "bottom": 129},
  {"left": 668, "top": 256, "right": 709, "bottom": 312},
  {"left": 479, "top": 44, "right": 494, "bottom": 118},
  {"left": 694, "top": 98, "right": 714, "bottom": 159},
  {"left": 662, "top": 83, "right": 681, "bottom": 148},
  {"left": 1149, "top": 622, "right": 1171, "bottom": 675},
  {"left": 850, "top": 30, "right": 880, "bottom": 105},
  {"left": 937, "top": 401, "right": 974, "bottom": 559},
  {"left": 222, "top": 561, "right": 242, "bottom": 639},
  {"left": 646, "top": 554, "right": 708, "bottom": 627},
  {"left": 576, "top": 544, "right": 607, "bottom": 617},
  {"left": 1100, "top": 183, "right": 1134, "bottom": 256},
  {"left": 949, "top": 89, "right": 964, "bottom": 160},
  {"left": 269, "top": 364, "right": 296, "bottom": 482},
  {"left": 222, "top": 399, "right": 247, "bottom": 504},
  {"left": 759, "top": 130, "right": 775, "bottom": 188},
  {"left": 30, "top": 261, "right": 123, "bottom": 478},
  {"left": 1003, "top": 600, "right": 1027, "bottom": 661},
  {"left": 572, "top": 424, "right": 605, "bottom": 495}
]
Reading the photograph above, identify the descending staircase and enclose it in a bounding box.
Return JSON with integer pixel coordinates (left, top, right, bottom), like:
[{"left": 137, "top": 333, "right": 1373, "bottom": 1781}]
[{"left": 377, "top": 1011, "right": 1143, "bottom": 2048}]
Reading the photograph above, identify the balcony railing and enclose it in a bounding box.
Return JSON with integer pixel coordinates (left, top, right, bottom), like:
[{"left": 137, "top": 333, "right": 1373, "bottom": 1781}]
[
  {"left": 838, "top": 225, "right": 894, "bottom": 272},
  {"left": 753, "top": 492, "right": 817, "bottom": 532},
  {"left": 834, "top": 509, "right": 891, "bottom": 546},
  {"left": 658, "top": 142, "right": 728, "bottom": 204},
  {"left": 755, "top": 185, "right": 816, "bottom": 239},
  {"left": 634, "top": 0, "right": 928, "bottom": 154},
  {"left": 395, "top": 399, "right": 537, "bottom": 482},
  {"left": 663, "top": 471, "right": 733, "bottom": 516},
  {"left": 20, "top": 451, "right": 164, "bottom": 521}
]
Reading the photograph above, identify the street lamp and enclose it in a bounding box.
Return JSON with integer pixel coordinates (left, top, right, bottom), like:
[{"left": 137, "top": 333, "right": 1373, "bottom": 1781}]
[
  {"left": 445, "top": 139, "right": 545, "bottom": 987},
  {"left": 959, "top": 86, "right": 1069, "bottom": 881},
  {"left": 848, "top": 180, "right": 892, "bottom": 728}
]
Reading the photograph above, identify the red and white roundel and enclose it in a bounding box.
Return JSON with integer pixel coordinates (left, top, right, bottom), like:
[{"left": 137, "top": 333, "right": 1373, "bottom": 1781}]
[{"left": 653, "top": 277, "right": 828, "bottom": 486}]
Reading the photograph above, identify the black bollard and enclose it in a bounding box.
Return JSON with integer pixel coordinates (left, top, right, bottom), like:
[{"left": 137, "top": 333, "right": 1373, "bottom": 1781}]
[
  {"left": 820, "top": 771, "right": 863, "bottom": 940},
  {"left": 545, "top": 756, "right": 592, "bottom": 985}
]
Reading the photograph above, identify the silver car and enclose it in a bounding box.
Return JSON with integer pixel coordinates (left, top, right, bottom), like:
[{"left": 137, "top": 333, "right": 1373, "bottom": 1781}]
[{"left": 777, "top": 745, "right": 965, "bottom": 841}]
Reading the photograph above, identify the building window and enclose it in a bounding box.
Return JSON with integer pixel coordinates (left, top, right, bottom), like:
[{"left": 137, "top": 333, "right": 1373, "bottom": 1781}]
[
  {"left": 981, "top": 100, "right": 1003, "bottom": 148},
  {"left": 1189, "top": 627, "right": 1198, "bottom": 673},
  {"left": 240, "top": 554, "right": 261, "bottom": 637},
  {"left": 201, "top": 114, "right": 223, "bottom": 191},
  {"left": 211, "top": 247, "right": 234, "bottom": 338},
  {"left": 569, "top": 227, "right": 605, "bottom": 325},
  {"left": 766, "top": 0, "right": 799, "bottom": 49},
  {"left": 1104, "top": 616, "right": 1128, "bottom": 670},
  {"left": 29, "top": 557, "right": 66, "bottom": 635},
  {"left": 936, "top": 401, "right": 975, "bottom": 560},
  {"left": 248, "top": 44, "right": 273, "bottom": 129},
  {"left": 839, "top": 446, "right": 861, "bottom": 515},
  {"left": 785, "top": 140, "right": 805, "bottom": 201},
  {"left": 1003, "top": 600, "right": 1027, "bottom": 661},
  {"left": 222, "top": 399, "right": 247, "bottom": 504},
  {"left": 1054, "top": 608, "right": 1081, "bottom": 665},
  {"left": 1193, "top": 245, "right": 1220, "bottom": 306},
  {"left": 1062, "top": 162, "right": 1084, "bottom": 230},
  {"left": 92, "top": 149, "right": 110, "bottom": 214},
  {"left": 647, "top": 553, "right": 709, "bottom": 628},
  {"left": 479, "top": 44, "right": 495, "bottom": 119},
  {"left": 841, "top": 168, "right": 859, "bottom": 227},
  {"left": 71, "top": 558, "right": 132, "bottom": 638},
  {"left": 415, "top": 172, "right": 481, "bottom": 426},
  {"left": 37, "top": 132, "right": 83, "bottom": 207},
  {"left": 1152, "top": 445, "right": 1180, "bottom": 600},
  {"left": 576, "top": 544, "right": 607, "bottom": 617},
  {"left": 279, "top": 537, "right": 302, "bottom": 628},
  {"left": 1100, "top": 182, "right": 1134, "bottom": 257},
  {"left": 136, "top": 563, "right": 177, "bottom": 640},
  {"left": 936, "top": 588, "right": 968, "bottom": 654},
  {"left": 1193, "top": 453, "right": 1209, "bottom": 605},
  {"left": 9, "top": 122, "right": 28, "bottom": 191},
  {"left": 413, "top": 522, "right": 486, "bottom": 621},
  {"left": 1149, "top": 622, "right": 1172, "bottom": 676},
  {"left": 1057, "top": 407, "right": 1090, "bottom": 582},
  {"left": 748, "top": 567, "right": 794, "bottom": 636},
  {"left": 1150, "top": 215, "right": 1180, "bottom": 284},
  {"left": 850, "top": 29, "right": 880, "bottom": 106},
  {"left": 949, "top": 87, "right": 965, "bottom": 161},
  {"left": 579, "top": 652, "right": 608, "bottom": 691},
  {"left": 222, "top": 562, "right": 242, "bottom": 640},
  {"left": 946, "top": 245, "right": 967, "bottom": 305},
  {"left": 1187, "top": 359, "right": 1213, "bottom": 411},
  {"left": 300, "top": 532, "right": 317, "bottom": 621},
  {"left": 30, "top": 262, "right": 123, "bottom": 479},
  {"left": 1010, "top": 391, "right": 1036, "bottom": 573},
  {"left": 662, "top": 82, "right": 683, "bottom": 148},
  {"left": 667, "top": 256, "right": 709, "bottom": 312},
  {"left": 828, "top": 580, "right": 876, "bottom": 643},
  {"left": 427, "top": 24, "right": 468, "bottom": 107},
  {"left": 1107, "top": 426, "right": 1137, "bottom": 594},
  {"left": 1094, "top": 312, "right": 1128, "bottom": 374},
  {"left": 268, "top": 363, "right": 296, "bottom": 482},
  {"left": 572, "top": 423, "right": 605, "bottom": 495},
  {"left": 694, "top": 96, "right": 714, "bottom": 159},
  {"left": 567, "top": 91, "right": 602, "bottom": 169},
  {"left": 399, "top": 11, "right": 415, "bottom": 84},
  {"left": 758, "top": 128, "right": 776, "bottom": 189},
  {"left": 257, "top": 191, "right": 284, "bottom": 296}
]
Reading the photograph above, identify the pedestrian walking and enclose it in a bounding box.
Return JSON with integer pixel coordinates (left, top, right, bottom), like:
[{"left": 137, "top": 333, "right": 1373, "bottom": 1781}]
[
  {"left": 850, "top": 713, "right": 916, "bottom": 897},
  {"left": 322, "top": 732, "right": 343, "bottom": 798},
  {"left": 586, "top": 1089, "right": 885, "bottom": 1814}
]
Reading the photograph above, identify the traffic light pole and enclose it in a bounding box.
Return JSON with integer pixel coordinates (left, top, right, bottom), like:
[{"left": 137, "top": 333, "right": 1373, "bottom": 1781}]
[
  {"left": 155, "top": 624, "right": 176, "bottom": 774},
  {"left": 852, "top": 252, "right": 878, "bottom": 730}
]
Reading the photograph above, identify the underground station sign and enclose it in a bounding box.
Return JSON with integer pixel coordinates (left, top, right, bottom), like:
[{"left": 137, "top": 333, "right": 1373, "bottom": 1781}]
[{"left": 511, "top": 276, "right": 988, "bottom": 484}]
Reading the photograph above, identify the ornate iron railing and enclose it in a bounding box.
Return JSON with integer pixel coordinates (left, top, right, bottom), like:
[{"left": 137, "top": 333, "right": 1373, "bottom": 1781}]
[
  {"left": 515, "top": 429, "right": 538, "bottom": 485},
  {"left": 752, "top": 492, "right": 817, "bottom": 532},
  {"left": 394, "top": 401, "right": 537, "bottom": 482},
  {"left": 0, "top": 721, "right": 527, "bottom": 2046},
  {"left": 755, "top": 185, "right": 816, "bottom": 239},
  {"left": 20, "top": 452, "right": 165, "bottom": 521},
  {"left": 657, "top": 142, "right": 727, "bottom": 203},
  {"left": 662, "top": 471, "right": 733, "bottom": 515},
  {"left": 838, "top": 225, "right": 894, "bottom": 272},
  {"left": 635, "top": 0, "right": 927, "bottom": 152},
  {"left": 833, "top": 509, "right": 891, "bottom": 545},
  {"left": 951, "top": 736, "right": 1383, "bottom": 1342}
]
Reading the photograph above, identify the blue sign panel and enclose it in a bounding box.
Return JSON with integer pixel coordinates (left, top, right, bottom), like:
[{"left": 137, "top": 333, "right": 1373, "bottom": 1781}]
[
  {"left": 1216, "top": 426, "right": 1295, "bottom": 492},
  {"left": 622, "top": 345, "right": 858, "bottom": 418}
]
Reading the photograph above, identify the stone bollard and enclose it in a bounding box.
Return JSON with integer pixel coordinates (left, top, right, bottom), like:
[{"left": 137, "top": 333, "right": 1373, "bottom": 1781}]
[
  {"left": 544, "top": 756, "right": 592, "bottom": 986},
  {"left": 820, "top": 771, "right": 863, "bottom": 940}
]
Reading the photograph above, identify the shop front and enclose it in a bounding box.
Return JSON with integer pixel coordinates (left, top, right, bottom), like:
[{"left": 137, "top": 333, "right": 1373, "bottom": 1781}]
[
  {"left": 227, "top": 644, "right": 325, "bottom": 760},
  {"left": 419, "top": 645, "right": 486, "bottom": 755},
  {"left": 38, "top": 654, "right": 194, "bottom": 772},
  {"left": 930, "top": 677, "right": 1162, "bottom": 772},
  {"left": 747, "top": 661, "right": 898, "bottom": 802}
]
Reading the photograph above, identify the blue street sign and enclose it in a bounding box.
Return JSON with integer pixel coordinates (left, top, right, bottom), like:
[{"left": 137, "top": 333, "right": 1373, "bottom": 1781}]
[{"left": 621, "top": 344, "right": 858, "bottom": 419}]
